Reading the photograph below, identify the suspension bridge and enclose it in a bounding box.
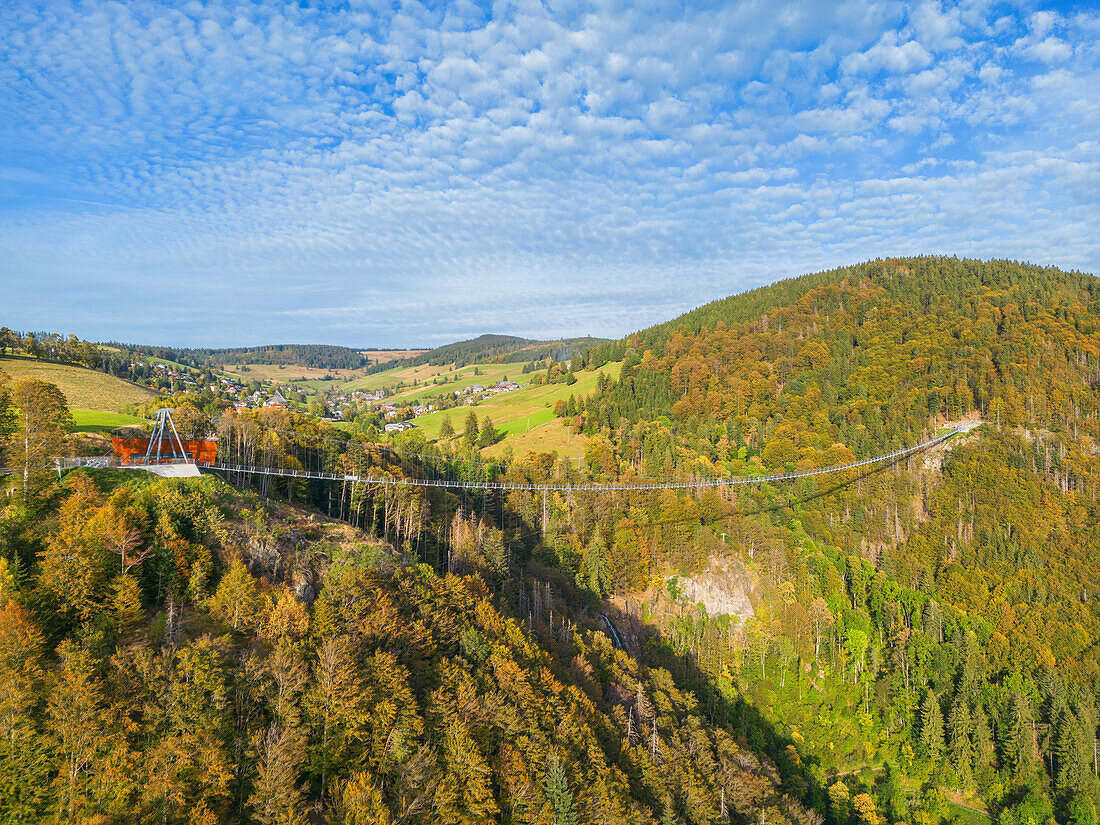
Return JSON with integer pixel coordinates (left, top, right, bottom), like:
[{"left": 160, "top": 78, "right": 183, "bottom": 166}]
[{"left": 28, "top": 408, "right": 982, "bottom": 494}]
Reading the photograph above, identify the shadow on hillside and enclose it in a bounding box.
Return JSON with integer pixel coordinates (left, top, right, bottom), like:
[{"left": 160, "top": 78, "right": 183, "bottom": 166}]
[{"left": 598, "top": 599, "right": 830, "bottom": 821}]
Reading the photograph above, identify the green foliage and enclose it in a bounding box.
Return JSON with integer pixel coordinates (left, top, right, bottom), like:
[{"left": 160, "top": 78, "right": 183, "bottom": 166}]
[{"left": 544, "top": 751, "right": 576, "bottom": 825}]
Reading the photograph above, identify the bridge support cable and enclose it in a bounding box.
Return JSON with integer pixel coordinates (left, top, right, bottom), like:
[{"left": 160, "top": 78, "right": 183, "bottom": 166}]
[
  {"left": 201, "top": 425, "right": 972, "bottom": 493},
  {"left": 20, "top": 423, "right": 978, "bottom": 493}
]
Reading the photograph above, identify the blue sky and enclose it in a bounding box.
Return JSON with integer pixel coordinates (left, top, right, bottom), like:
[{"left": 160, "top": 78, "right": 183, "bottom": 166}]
[{"left": 1, "top": 0, "right": 1097, "bottom": 348}]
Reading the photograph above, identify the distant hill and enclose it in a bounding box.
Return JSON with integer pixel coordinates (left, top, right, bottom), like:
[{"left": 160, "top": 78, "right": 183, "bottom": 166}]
[
  {"left": 124, "top": 343, "right": 373, "bottom": 371},
  {"left": 371, "top": 333, "right": 609, "bottom": 373}
]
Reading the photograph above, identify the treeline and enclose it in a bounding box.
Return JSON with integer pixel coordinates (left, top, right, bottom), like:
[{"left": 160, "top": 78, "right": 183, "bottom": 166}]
[
  {"left": 368, "top": 334, "right": 609, "bottom": 375},
  {"left": 134, "top": 344, "right": 372, "bottom": 371}
]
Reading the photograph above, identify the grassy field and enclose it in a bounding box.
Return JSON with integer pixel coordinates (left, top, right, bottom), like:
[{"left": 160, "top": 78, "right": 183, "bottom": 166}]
[
  {"left": 360, "top": 349, "right": 428, "bottom": 365},
  {"left": 220, "top": 363, "right": 373, "bottom": 384},
  {"left": 482, "top": 418, "right": 590, "bottom": 461},
  {"left": 0, "top": 357, "right": 156, "bottom": 412},
  {"left": 344, "top": 361, "right": 524, "bottom": 398},
  {"left": 217, "top": 350, "right": 428, "bottom": 387},
  {"left": 943, "top": 802, "right": 992, "bottom": 825},
  {"left": 405, "top": 362, "right": 622, "bottom": 445},
  {"left": 71, "top": 409, "right": 148, "bottom": 433}
]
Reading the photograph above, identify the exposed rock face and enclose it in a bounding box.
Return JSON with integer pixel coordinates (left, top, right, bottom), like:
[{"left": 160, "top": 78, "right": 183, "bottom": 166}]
[{"left": 674, "top": 558, "right": 755, "bottom": 620}]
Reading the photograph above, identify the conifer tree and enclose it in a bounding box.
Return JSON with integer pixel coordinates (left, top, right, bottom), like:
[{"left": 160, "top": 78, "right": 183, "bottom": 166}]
[
  {"left": 478, "top": 416, "right": 498, "bottom": 447},
  {"left": 919, "top": 690, "right": 945, "bottom": 760},
  {"left": 439, "top": 415, "right": 454, "bottom": 439},
  {"left": 971, "top": 704, "right": 996, "bottom": 776},
  {"left": 1055, "top": 710, "right": 1091, "bottom": 795},
  {"left": 544, "top": 751, "right": 576, "bottom": 825},
  {"left": 1004, "top": 692, "right": 1037, "bottom": 779},
  {"left": 463, "top": 410, "right": 479, "bottom": 447},
  {"left": 948, "top": 695, "right": 973, "bottom": 787},
  {"left": 0, "top": 370, "right": 15, "bottom": 463},
  {"left": 578, "top": 534, "right": 611, "bottom": 597}
]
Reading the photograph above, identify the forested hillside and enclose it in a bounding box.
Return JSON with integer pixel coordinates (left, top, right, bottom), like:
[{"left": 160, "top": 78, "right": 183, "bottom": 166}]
[
  {"left": 374, "top": 334, "right": 609, "bottom": 372},
  {"left": 0, "top": 470, "right": 815, "bottom": 825},
  {"left": 559, "top": 257, "right": 1100, "bottom": 824},
  {"left": 2, "top": 256, "right": 1099, "bottom": 825},
  {"left": 143, "top": 344, "right": 373, "bottom": 371}
]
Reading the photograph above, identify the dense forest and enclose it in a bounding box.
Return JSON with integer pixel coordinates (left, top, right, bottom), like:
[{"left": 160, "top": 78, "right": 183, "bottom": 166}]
[
  {"left": 140, "top": 344, "right": 373, "bottom": 371},
  {"left": 370, "top": 334, "right": 609, "bottom": 373},
  {"left": 2, "top": 256, "right": 1099, "bottom": 824},
  {"left": 561, "top": 257, "right": 1100, "bottom": 824}
]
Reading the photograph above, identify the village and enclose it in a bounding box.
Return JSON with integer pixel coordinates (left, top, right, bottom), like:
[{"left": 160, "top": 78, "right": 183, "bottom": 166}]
[
  {"left": 371, "top": 377, "right": 523, "bottom": 433},
  {"left": 132, "top": 353, "right": 536, "bottom": 438}
]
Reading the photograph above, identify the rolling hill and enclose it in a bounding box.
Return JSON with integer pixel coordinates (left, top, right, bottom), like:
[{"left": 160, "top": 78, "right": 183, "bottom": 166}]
[{"left": 0, "top": 355, "right": 156, "bottom": 412}]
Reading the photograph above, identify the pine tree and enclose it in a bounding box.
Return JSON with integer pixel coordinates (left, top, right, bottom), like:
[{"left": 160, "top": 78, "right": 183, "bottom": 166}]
[
  {"left": 947, "top": 695, "right": 973, "bottom": 788},
  {"left": 478, "top": 416, "right": 498, "bottom": 447},
  {"left": 1004, "top": 692, "right": 1037, "bottom": 779},
  {"left": 0, "top": 372, "right": 15, "bottom": 463},
  {"left": 578, "top": 534, "right": 611, "bottom": 597},
  {"left": 971, "top": 704, "right": 996, "bottom": 774},
  {"left": 544, "top": 751, "right": 576, "bottom": 825},
  {"left": 463, "top": 410, "right": 479, "bottom": 447},
  {"left": 919, "top": 690, "right": 945, "bottom": 760},
  {"left": 439, "top": 415, "right": 454, "bottom": 439},
  {"left": 1055, "top": 709, "right": 1091, "bottom": 795}
]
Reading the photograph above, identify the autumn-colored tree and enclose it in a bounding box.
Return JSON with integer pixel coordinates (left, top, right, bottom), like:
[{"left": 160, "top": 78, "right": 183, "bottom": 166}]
[
  {"left": 336, "top": 770, "right": 393, "bottom": 825},
  {"left": 852, "top": 792, "right": 879, "bottom": 825},
  {"left": 828, "top": 780, "right": 850, "bottom": 822},
  {"left": 0, "top": 599, "right": 49, "bottom": 818},
  {"left": 210, "top": 556, "right": 269, "bottom": 631},
  {"left": 11, "top": 378, "right": 72, "bottom": 497},
  {"left": 48, "top": 640, "right": 105, "bottom": 823},
  {"left": 307, "top": 635, "right": 367, "bottom": 800},
  {"left": 39, "top": 475, "right": 109, "bottom": 624},
  {"left": 249, "top": 723, "right": 305, "bottom": 825},
  {"left": 808, "top": 598, "right": 834, "bottom": 660}
]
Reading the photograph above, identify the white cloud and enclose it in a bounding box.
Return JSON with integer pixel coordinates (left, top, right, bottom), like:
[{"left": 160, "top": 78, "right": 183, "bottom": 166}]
[
  {"left": 0, "top": 0, "right": 1097, "bottom": 345},
  {"left": 841, "top": 32, "right": 933, "bottom": 75},
  {"left": 1022, "top": 36, "right": 1072, "bottom": 63}
]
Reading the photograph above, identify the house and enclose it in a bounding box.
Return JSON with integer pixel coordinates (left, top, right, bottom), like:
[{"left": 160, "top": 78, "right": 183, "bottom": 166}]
[
  {"left": 384, "top": 421, "right": 416, "bottom": 434},
  {"left": 265, "top": 391, "right": 288, "bottom": 409}
]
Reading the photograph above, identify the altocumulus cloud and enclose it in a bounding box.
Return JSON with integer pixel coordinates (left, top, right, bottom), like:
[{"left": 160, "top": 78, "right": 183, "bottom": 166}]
[{"left": 0, "top": 0, "right": 1097, "bottom": 346}]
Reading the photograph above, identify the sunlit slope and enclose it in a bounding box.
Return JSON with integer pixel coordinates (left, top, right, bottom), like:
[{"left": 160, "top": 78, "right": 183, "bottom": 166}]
[
  {"left": 412, "top": 361, "right": 623, "bottom": 441},
  {"left": 0, "top": 355, "right": 156, "bottom": 412}
]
